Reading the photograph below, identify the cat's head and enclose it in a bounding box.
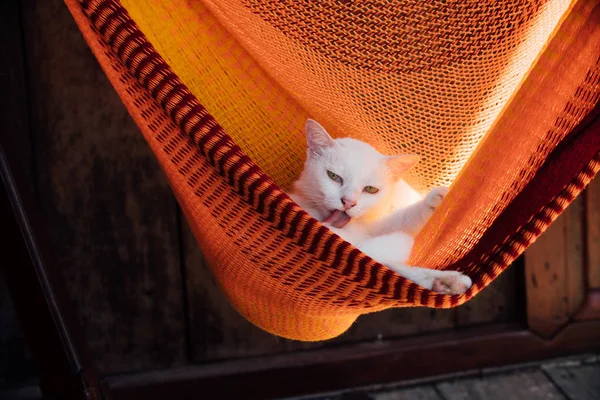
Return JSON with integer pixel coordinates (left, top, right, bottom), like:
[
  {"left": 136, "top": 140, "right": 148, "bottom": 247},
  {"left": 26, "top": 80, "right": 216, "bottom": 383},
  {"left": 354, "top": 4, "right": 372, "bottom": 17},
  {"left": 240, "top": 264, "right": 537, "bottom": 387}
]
[{"left": 297, "top": 119, "right": 419, "bottom": 227}]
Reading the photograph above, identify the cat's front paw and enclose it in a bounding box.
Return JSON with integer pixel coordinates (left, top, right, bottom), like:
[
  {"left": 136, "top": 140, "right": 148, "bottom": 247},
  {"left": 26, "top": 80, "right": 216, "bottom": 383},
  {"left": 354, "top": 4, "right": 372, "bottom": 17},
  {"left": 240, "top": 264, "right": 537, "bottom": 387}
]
[
  {"left": 431, "top": 273, "right": 472, "bottom": 295},
  {"left": 424, "top": 186, "right": 449, "bottom": 211}
]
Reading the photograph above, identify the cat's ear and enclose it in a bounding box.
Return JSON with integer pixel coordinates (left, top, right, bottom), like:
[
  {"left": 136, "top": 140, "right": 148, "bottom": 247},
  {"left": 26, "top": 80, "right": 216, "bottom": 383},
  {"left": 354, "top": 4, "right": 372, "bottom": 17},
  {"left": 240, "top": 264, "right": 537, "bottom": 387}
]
[
  {"left": 385, "top": 154, "right": 420, "bottom": 180},
  {"left": 305, "top": 119, "right": 334, "bottom": 155}
]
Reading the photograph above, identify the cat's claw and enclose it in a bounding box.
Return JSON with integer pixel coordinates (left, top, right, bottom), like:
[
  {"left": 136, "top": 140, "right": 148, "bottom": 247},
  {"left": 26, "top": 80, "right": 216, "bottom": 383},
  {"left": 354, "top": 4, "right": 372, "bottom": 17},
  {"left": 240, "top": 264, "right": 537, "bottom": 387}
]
[
  {"left": 431, "top": 274, "right": 472, "bottom": 295},
  {"left": 425, "top": 186, "right": 449, "bottom": 211}
]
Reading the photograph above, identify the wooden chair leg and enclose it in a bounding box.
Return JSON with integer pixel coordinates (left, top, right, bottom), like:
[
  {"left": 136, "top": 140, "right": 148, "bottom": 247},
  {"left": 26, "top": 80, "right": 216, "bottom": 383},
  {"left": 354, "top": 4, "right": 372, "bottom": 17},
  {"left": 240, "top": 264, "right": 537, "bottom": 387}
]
[{"left": 0, "top": 144, "right": 112, "bottom": 399}]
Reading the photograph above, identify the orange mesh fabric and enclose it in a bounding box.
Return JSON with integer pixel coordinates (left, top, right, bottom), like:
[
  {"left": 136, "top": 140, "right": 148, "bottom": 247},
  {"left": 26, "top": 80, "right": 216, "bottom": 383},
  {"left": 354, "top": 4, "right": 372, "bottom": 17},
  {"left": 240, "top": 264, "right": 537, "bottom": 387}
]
[
  {"left": 64, "top": 0, "right": 600, "bottom": 340},
  {"left": 199, "top": 0, "right": 573, "bottom": 191},
  {"left": 118, "top": 0, "right": 600, "bottom": 270}
]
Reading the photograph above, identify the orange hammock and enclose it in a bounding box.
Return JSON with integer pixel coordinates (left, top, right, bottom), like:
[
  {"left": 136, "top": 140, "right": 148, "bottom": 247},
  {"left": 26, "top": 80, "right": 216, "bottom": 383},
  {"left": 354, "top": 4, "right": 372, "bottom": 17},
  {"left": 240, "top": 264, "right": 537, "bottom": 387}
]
[{"left": 65, "top": 0, "right": 600, "bottom": 341}]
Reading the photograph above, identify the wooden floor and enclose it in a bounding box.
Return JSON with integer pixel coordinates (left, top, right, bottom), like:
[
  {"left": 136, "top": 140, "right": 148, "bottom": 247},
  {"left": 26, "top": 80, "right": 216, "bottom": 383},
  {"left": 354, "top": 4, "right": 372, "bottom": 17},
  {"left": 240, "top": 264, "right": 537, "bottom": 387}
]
[
  {"left": 0, "top": 355, "right": 598, "bottom": 400},
  {"left": 286, "top": 354, "right": 600, "bottom": 400}
]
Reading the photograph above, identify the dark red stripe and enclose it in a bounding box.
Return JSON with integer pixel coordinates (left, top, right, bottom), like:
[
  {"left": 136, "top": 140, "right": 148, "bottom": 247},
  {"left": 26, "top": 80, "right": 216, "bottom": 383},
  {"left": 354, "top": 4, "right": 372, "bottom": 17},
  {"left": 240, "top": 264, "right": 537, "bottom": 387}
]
[
  {"left": 392, "top": 279, "right": 402, "bottom": 299},
  {"left": 487, "top": 268, "right": 499, "bottom": 280},
  {"left": 511, "top": 231, "right": 528, "bottom": 247},
  {"left": 188, "top": 113, "right": 213, "bottom": 140},
  {"left": 170, "top": 93, "right": 197, "bottom": 120},
  {"left": 255, "top": 183, "right": 277, "bottom": 215},
  {"left": 197, "top": 124, "right": 221, "bottom": 155},
  {"left": 434, "top": 293, "right": 444, "bottom": 307},
  {"left": 378, "top": 269, "right": 394, "bottom": 295},
  {"left": 419, "top": 292, "right": 430, "bottom": 306},
  {"left": 88, "top": 0, "right": 113, "bottom": 25},
  {"left": 116, "top": 30, "right": 144, "bottom": 60},
  {"left": 342, "top": 248, "right": 360, "bottom": 276},
  {"left": 333, "top": 241, "right": 350, "bottom": 269},
  {"left": 276, "top": 201, "right": 294, "bottom": 231},
  {"left": 159, "top": 83, "right": 186, "bottom": 110},
  {"left": 318, "top": 234, "right": 338, "bottom": 261},
  {"left": 353, "top": 257, "right": 369, "bottom": 283},
  {"left": 206, "top": 136, "right": 230, "bottom": 166},
  {"left": 406, "top": 282, "right": 416, "bottom": 303},
  {"left": 266, "top": 192, "right": 288, "bottom": 223},
  {"left": 141, "top": 60, "right": 168, "bottom": 88},
  {"left": 365, "top": 264, "right": 381, "bottom": 289},
  {"left": 227, "top": 155, "right": 250, "bottom": 186},
  {"left": 179, "top": 103, "right": 206, "bottom": 131},
  {"left": 247, "top": 175, "right": 269, "bottom": 208},
  {"left": 107, "top": 19, "right": 133, "bottom": 48},
  {"left": 80, "top": 0, "right": 94, "bottom": 11},
  {"left": 286, "top": 211, "right": 304, "bottom": 239},
  {"left": 150, "top": 72, "right": 177, "bottom": 98},
  {"left": 236, "top": 165, "right": 260, "bottom": 197},
  {"left": 537, "top": 213, "right": 553, "bottom": 226},
  {"left": 582, "top": 164, "right": 596, "bottom": 178},
  {"left": 450, "top": 292, "right": 461, "bottom": 306},
  {"left": 505, "top": 246, "right": 519, "bottom": 260},
  {"left": 97, "top": 4, "right": 123, "bottom": 35},
  {"left": 132, "top": 50, "right": 159, "bottom": 80},
  {"left": 217, "top": 147, "right": 239, "bottom": 176},
  {"left": 571, "top": 178, "right": 586, "bottom": 191},
  {"left": 298, "top": 219, "right": 317, "bottom": 246},
  {"left": 522, "top": 222, "right": 542, "bottom": 238},
  {"left": 307, "top": 225, "right": 328, "bottom": 255},
  {"left": 546, "top": 200, "right": 562, "bottom": 214}
]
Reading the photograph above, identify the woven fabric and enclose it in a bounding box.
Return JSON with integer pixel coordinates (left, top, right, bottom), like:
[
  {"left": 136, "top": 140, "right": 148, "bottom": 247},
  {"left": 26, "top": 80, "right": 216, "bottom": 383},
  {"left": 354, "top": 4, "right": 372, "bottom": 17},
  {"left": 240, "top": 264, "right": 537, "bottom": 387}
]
[
  {"left": 200, "top": 0, "right": 572, "bottom": 190},
  {"left": 119, "top": 0, "right": 600, "bottom": 270},
  {"left": 65, "top": 0, "right": 600, "bottom": 340}
]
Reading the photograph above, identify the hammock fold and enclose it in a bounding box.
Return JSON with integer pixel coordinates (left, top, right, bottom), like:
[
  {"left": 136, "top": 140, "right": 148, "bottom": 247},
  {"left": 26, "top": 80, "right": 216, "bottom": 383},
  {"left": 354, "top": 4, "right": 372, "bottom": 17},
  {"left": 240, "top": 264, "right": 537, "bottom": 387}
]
[{"left": 65, "top": 0, "right": 600, "bottom": 340}]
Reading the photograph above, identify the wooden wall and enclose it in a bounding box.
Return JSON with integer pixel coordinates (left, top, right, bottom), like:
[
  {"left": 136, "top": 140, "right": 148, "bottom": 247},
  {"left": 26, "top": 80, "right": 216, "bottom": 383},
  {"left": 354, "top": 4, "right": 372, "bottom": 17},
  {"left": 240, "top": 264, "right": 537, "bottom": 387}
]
[
  {"left": 0, "top": 0, "right": 38, "bottom": 389},
  {"left": 526, "top": 175, "right": 600, "bottom": 337},
  {"left": 3, "top": 0, "right": 597, "bottom": 390}
]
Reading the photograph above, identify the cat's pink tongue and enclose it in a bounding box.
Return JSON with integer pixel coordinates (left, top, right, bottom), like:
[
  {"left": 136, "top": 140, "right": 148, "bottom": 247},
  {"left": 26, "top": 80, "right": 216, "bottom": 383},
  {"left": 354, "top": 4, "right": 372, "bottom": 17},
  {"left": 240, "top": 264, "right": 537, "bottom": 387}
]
[{"left": 322, "top": 210, "right": 351, "bottom": 228}]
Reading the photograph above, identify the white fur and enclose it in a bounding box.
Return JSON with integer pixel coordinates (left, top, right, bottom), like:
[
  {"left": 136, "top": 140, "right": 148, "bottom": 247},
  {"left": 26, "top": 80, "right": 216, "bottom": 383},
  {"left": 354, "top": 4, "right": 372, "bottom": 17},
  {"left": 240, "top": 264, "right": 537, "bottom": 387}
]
[{"left": 290, "top": 119, "right": 472, "bottom": 295}]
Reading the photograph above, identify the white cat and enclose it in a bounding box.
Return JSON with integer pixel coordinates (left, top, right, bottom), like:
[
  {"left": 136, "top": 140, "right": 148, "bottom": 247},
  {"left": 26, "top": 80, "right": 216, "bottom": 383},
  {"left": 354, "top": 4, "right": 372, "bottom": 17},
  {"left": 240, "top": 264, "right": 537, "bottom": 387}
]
[{"left": 289, "top": 119, "right": 472, "bottom": 295}]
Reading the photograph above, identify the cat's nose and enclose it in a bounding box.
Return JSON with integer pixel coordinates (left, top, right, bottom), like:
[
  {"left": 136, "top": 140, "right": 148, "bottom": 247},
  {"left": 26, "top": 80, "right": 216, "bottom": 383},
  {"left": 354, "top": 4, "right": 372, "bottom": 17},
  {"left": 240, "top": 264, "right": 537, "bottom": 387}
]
[{"left": 341, "top": 197, "right": 357, "bottom": 210}]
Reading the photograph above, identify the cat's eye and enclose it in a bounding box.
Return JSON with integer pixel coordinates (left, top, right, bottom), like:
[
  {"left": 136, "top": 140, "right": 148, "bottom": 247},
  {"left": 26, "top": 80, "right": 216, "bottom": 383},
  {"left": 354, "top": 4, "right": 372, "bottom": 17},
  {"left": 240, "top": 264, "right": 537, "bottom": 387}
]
[
  {"left": 327, "top": 170, "right": 343, "bottom": 183},
  {"left": 364, "top": 186, "right": 379, "bottom": 194}
]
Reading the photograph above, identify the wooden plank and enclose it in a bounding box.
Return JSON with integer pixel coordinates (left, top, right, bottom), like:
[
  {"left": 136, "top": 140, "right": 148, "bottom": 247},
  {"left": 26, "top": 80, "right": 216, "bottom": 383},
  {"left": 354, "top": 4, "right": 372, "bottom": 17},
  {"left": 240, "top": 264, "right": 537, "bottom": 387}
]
[
  {"left": 565, "top": 196, "right": 586, "bottom": 316},
  {"left": 576, "top": 176, "right": 600, "bottom": 320},
  {"left": 436, "top": 370, "right": 565, "bottom": 400},
  {"left": 526, "top": 213, "right": 570, "bottom": 336},
  {"left": 587, "top": 177, "right": 600, "bottom": 289},
  {"left": 373, "top": 386, "right": 442, "bottom": 400},
  {"left": 0, "top": 0, "right": 36, "bottom": 389},
  {"left": 108, "top": 322, "right": 600, "bottom": 400},
  {"left": 544, "top": 363, "right": 600, "bottom": 400},
  {"left": 20, "top": 0, "right": 185, "bottom": 373},
  {"left": 333, "top": 307, "right": 455, "bottom": 344},
  {"left": 456, "top": 261, "right": 518, "bottom": 326},
  {"left": 524, "top": 196, "right": 586, "bottom": 337}
]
